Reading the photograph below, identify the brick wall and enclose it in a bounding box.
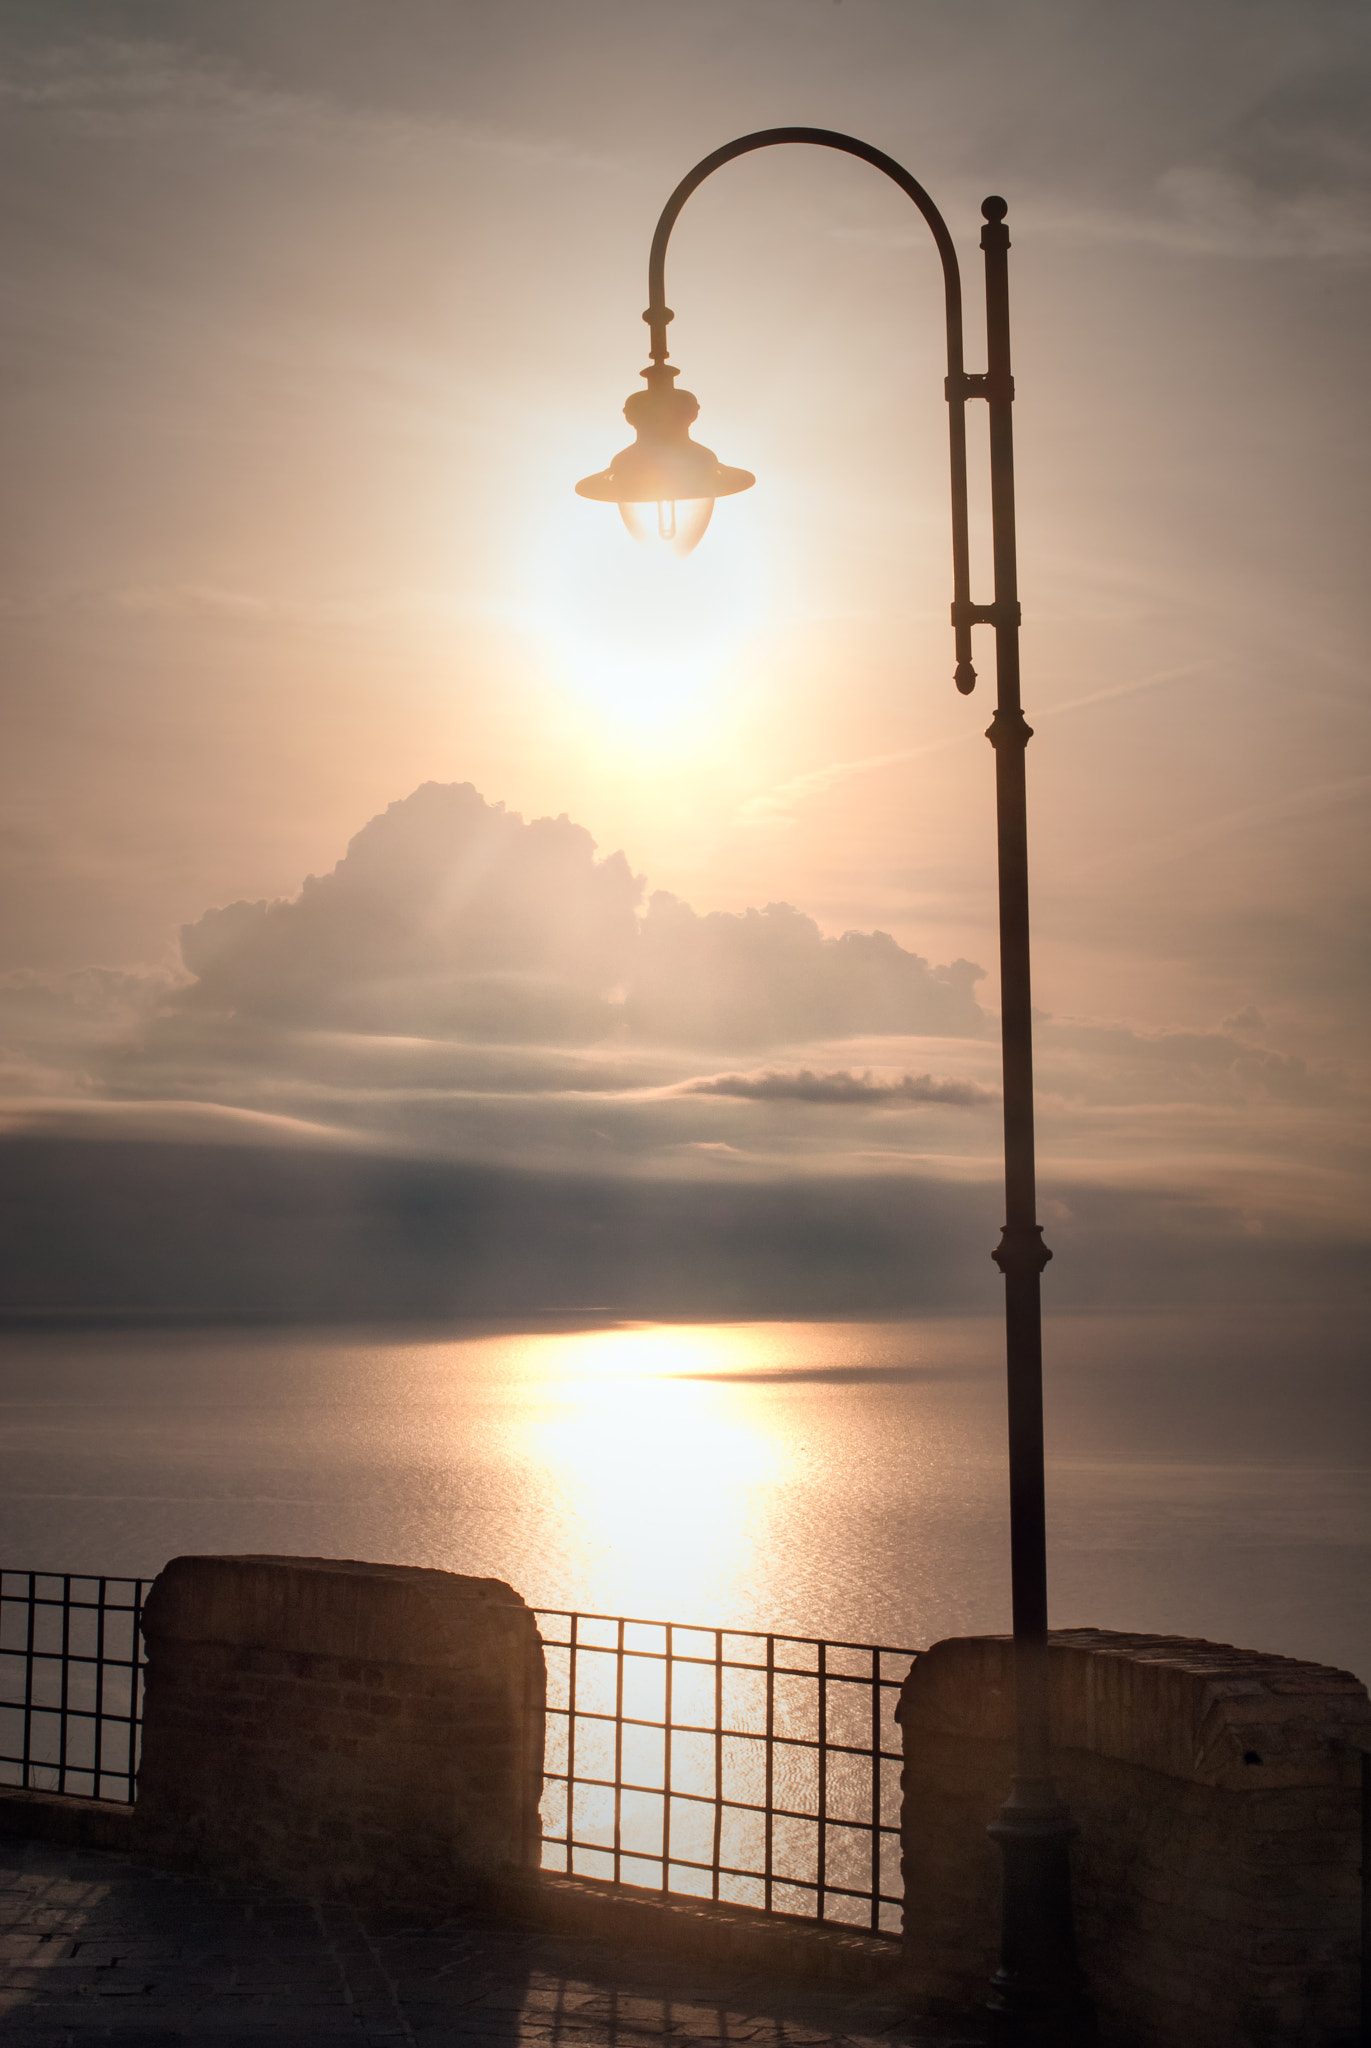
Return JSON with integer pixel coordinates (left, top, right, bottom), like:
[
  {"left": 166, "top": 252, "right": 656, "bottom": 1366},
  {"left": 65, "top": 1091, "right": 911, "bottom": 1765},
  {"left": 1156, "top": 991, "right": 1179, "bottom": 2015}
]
[
  {"left": 133, "top": 1555, "right": 546, "bottom": 1910},
  {"left": 898, "top": 1630, "right": 1370, "bottom": 2047}
]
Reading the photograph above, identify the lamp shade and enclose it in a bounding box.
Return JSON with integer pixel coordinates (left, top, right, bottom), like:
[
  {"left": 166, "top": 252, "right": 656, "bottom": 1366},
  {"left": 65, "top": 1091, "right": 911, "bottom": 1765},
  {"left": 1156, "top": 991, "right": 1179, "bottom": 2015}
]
[{"left": 576, "top": 371, "right": 754, "bottom": 513}]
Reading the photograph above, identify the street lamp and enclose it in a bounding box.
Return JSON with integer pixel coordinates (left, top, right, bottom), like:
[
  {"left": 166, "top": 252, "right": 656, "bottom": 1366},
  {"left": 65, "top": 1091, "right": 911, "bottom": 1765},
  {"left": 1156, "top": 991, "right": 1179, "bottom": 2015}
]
[{"left": 576, "top": 129, "right": 1094, "bottom": 2044}]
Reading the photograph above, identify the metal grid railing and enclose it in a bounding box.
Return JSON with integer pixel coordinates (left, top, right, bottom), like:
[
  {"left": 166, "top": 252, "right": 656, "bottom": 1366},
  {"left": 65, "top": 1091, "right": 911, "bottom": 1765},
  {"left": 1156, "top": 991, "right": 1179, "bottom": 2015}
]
[
  {"left": 0, "top": 1571, "right": 147, "bottom": 1804},
  {"left": 0, "top": 1574, "right": 916, "bottom": 1939},
  {"left": 534, "top": 1609, "right": 916, "bottom": 1936}
]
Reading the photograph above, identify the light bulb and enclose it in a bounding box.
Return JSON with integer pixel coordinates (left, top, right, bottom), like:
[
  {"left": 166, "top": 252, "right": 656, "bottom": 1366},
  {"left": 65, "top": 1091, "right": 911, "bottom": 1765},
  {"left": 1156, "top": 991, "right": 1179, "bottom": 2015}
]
[{"left": 617, "top": 497, "right": 715, "bottom": 557}]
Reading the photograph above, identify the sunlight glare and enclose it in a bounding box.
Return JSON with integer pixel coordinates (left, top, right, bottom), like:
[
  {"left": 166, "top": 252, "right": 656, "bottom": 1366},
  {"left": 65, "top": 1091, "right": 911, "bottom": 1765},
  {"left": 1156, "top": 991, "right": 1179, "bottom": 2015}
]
[
  {"left": 526, "top": 1324, "right": 788, "bottom": 1619},
  {"left": 520, "top": 488, "right": 771, "bottom": 733}
]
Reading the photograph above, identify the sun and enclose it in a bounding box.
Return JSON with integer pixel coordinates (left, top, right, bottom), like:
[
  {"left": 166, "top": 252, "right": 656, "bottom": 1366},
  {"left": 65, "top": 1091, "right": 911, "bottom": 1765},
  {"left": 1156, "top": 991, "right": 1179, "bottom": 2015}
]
[{"left": 515, "top": 485, "right": 772, "bottom": 734}]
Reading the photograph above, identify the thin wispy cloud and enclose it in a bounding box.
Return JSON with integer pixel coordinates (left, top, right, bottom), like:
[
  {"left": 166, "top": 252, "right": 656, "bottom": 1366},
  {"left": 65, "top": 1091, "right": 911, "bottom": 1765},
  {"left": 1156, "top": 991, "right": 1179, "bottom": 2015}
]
[
  {"left": 682, "top": 1068, "right": 995, "bottom": 1107},
  {"left": 1103, "top": 774, "right": 1371, "bottom": 877},
  {"left": 0, "top": 27, "right": 624, "bottom": 179},
  {"left": 736, "top": 663, "right": 1208, "bottom": 827}
]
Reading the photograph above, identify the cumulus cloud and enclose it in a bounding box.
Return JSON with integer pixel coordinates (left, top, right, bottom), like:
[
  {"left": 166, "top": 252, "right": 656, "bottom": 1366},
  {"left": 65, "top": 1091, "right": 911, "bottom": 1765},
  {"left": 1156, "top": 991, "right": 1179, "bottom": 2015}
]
[
  {"left": 682, "top": 1068, "right": 995, "bottom": 1107},
  {"left": 181, "top": 782, "right": 643, "bottom": 1042},
  {"left": 627, "top": 895, "right": 985, "bottom": 1049},
  {"left": 178, "top": 783, "right": 988, "bottom": 1051}
]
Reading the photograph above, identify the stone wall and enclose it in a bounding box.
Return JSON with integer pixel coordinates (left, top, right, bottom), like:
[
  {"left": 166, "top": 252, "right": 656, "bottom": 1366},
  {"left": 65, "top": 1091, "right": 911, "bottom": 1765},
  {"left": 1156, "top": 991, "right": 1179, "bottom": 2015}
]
[
  {"left": 133, "top": 1555, "right": 545, "bottom": 1910},
  {"left": 898, "top": 1629, "right": 1371, "bottom": 2047}
]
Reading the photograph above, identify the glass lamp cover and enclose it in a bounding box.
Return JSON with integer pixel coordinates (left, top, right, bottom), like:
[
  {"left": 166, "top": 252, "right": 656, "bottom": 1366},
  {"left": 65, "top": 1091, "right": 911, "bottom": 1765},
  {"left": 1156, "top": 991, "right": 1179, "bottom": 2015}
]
[{"left": 618, "top": 497, "right": 715, "bottom": 556}]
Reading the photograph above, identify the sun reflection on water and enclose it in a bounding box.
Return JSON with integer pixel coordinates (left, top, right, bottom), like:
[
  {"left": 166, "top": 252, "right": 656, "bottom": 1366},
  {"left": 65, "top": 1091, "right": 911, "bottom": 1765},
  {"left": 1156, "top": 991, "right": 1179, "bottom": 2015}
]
[
  {"left": 5, "top": 1312, "right": 1363, "bottom": 1687},
  {"left": 525, "top": 1324, "right": 788, "bottom": 1622}
]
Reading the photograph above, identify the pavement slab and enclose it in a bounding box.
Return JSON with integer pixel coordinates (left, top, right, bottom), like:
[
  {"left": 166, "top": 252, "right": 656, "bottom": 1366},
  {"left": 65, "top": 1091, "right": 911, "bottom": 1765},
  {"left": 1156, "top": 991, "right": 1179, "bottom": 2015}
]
[{"left": 0, "top": 1837, "right": 983, "bottom": 2047}]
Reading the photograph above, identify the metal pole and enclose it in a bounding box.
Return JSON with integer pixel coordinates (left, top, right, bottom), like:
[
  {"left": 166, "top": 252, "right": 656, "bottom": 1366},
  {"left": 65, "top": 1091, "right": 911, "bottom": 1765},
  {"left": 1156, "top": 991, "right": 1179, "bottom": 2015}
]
[
  {"left": 1352, "top": 1744, "right": 1360, "bottom": 2048},
  {"left": 623, "top": 137, "right": 1096, "bottom": 2038},
  {"left": 980, "top": 195, "right": 1094, "bottom": 2045}
]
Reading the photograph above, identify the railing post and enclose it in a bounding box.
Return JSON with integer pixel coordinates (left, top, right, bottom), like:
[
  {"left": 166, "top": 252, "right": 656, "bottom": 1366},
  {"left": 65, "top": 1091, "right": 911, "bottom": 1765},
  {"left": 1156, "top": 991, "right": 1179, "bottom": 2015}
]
[
  {"left": 92, "top": 1578, "right": 107, "bottom": 1798},
  {"left": 127, "top": 1579, "right": 146, "bottom": 1804},
  {"left": 662, "top": 1623, "right": 674, "bottom": 1893},
  {"left": 21, "top": 1572, "right": 37, "bottom": 1791},
  {"left": 566, "top": 1612, "right": 579, "bottom": 1873}
]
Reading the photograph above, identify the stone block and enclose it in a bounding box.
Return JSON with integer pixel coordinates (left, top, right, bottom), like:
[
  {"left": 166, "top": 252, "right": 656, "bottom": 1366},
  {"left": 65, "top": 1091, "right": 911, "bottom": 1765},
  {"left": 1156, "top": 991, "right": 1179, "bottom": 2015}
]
[
  {"left": 133, "top": 1554, "right": 545, "bottom": 1912},
  {"left": 898, "top": 1629, "right": 1370, "bottom": 2047}
]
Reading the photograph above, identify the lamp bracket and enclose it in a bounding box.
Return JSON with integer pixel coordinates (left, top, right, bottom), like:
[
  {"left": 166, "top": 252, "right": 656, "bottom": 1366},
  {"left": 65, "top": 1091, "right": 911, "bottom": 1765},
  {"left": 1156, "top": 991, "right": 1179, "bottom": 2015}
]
[
  {"left": 946, "top": 370, "right": 1015, "bottom": 404},
  {"left": 952, "top": 599, "right": 1021, "bottom": 630}
]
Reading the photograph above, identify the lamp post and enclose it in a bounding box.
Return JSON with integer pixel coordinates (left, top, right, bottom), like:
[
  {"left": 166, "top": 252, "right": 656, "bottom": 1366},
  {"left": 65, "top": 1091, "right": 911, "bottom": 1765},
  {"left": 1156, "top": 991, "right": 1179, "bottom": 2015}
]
[{"left": 576, "top": 129, "right": 1094, "bottom": 2044}]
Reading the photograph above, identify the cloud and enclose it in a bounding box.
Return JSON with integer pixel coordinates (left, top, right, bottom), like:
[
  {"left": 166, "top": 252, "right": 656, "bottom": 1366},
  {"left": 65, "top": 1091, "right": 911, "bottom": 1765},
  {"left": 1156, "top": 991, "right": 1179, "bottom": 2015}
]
[
  {"left": 178, "top": 782, "right": 988, "bottom": 1051},
  {"left": 0, "top": 965, "right": 180, "bottom": 1096},
  {"left": 1223, "top": 1005, "right": 1266, "bottom": 1035},
  {"left": 181, "top": 781, "right": 643, "bottom": 1042},
  {"left": 0, "top": 10, "right": 625, "bottom": 175},
  {"left": 0, "top": 1097, "right": 377, "bottom": 1153},
  {"left": 1047, "top": 165, "right": 1371, "bottom": 264},
  {"left": 626, "top": 894, "right": 985, "bottom": 1049},
  {"left": 1092, "top": 776, "right": 1371, "bottom": 881},
  {"left": 734, "top": 666, "right": 1214, "bottom": 830},
  {"left": 682, "top": 1067, "right": 995, "bottom": 1107},
  {"left": 1026, "top": 51, "right": 1371, "bottom": 260},
  {"left": 1037, "top": 1018, "right": 1352, "bottom": 1110},
  {"left": 1, "top": 1124, "right": 1363, "bottom": 1326},
  {"left": 2, "top": 781, "right": 1363, "bottom": 1291}
]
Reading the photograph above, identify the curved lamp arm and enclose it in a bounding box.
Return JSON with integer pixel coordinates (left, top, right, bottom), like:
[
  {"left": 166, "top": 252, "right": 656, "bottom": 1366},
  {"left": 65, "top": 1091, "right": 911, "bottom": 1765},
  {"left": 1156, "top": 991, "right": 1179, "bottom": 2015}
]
[{"left": 643, "top": 127, "right": 976, "bottom": 692}]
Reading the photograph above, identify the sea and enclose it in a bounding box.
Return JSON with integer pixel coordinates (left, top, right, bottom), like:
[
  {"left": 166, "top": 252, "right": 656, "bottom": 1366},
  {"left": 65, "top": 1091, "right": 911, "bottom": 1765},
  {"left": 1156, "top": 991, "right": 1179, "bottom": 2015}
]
[{"left": 1, "top": 1307, "right": 1367, "bottom": 1680}]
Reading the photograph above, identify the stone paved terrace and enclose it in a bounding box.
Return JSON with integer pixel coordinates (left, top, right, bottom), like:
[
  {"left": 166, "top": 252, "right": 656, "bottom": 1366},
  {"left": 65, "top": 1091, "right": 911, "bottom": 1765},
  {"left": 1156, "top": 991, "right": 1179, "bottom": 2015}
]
[{"left": 0, "top": 1838, "right": 982, "bottom": 2048}]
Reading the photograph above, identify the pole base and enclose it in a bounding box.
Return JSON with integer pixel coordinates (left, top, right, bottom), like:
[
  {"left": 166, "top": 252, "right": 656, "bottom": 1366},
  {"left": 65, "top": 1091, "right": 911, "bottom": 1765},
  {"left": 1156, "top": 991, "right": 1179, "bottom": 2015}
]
[
  {"left": 986, "top": 1796, "right": 1097, "bottom": 2046},
  {"left": 986, "top": 1977, "right": 1097, "bottom": 2047}
]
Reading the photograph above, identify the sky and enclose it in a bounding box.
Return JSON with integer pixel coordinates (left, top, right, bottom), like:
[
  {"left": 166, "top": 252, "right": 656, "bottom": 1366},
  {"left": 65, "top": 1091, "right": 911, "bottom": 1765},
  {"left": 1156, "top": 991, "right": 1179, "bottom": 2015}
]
[{"left": 0, "top": 0, "right": 1367, "bottom": 1319}]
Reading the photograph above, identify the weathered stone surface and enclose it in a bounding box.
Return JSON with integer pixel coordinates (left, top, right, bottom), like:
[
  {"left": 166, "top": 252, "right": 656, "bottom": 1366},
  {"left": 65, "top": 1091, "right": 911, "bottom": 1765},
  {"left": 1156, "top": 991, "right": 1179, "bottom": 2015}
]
[
  {"left": 0, "top": 1832, "right": 983, "bottom": 2046},
  {"left": 898, "top": 1629, "right": 1371, "bottom": 2047},
  {"left": 133, "top": 1555, "right": 546, "bottom": 1911},
  {"left": 0, "top": 1788, "right": 134, "bottom": 1852}
]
